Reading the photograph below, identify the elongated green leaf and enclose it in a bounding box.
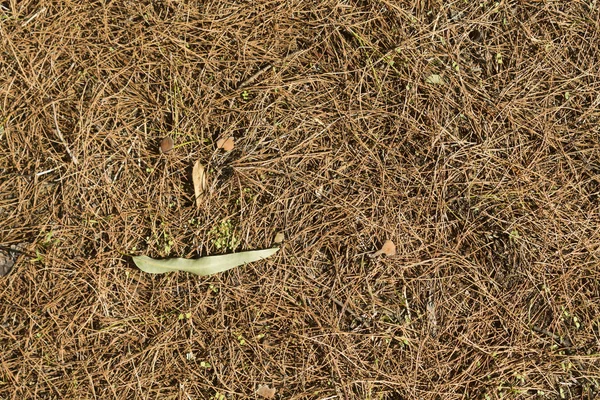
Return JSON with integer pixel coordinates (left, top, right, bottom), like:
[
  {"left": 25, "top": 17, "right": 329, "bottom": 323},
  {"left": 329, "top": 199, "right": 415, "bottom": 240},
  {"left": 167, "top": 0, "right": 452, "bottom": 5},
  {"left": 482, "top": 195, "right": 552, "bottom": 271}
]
[{"left": 132, "top": 247, "right": 279, "bottom": 276}]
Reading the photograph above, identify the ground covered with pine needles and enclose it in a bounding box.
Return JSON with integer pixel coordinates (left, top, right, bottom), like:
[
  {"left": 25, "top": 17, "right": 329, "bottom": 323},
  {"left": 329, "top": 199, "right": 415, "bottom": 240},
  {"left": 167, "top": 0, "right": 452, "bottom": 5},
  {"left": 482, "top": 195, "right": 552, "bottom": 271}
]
[{"left": 1, "top": 1, "right": 600, "bottom": 399}]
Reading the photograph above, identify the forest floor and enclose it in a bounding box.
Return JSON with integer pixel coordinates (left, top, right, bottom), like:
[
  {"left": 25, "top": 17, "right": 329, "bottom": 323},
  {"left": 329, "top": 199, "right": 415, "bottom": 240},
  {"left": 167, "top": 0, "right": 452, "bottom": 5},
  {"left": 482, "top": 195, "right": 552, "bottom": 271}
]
[{"left": 1, "top": 1, "right": 599, "bottom": 399}]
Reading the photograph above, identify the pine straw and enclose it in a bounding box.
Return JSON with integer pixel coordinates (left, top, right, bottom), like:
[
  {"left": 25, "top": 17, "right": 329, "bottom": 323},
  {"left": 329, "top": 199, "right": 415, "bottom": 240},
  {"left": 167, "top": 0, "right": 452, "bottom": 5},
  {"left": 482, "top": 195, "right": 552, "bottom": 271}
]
[{"left": 1, "top": 1, "right": 600, "bottom": 399}]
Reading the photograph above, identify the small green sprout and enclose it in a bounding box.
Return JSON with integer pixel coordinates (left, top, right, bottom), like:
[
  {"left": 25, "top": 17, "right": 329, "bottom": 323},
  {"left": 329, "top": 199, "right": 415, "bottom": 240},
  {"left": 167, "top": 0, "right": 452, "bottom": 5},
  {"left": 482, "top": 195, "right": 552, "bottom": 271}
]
[
  {"left": 209, "top": 219, "right": 239, "bottom": 251},
  {"left": 496, "top": 52, "right": 503, "bottom": 64}
]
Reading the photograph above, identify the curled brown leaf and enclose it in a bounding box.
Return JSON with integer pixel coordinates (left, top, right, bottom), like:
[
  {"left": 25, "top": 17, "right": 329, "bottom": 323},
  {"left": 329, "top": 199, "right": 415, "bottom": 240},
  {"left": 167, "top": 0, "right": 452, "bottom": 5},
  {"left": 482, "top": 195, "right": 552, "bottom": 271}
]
[
  {"left": 192, "top": 160, "right": 207, "bottom": 208},
  {"left": 256, "top": 385, "right": 276, "bottom": 399}
]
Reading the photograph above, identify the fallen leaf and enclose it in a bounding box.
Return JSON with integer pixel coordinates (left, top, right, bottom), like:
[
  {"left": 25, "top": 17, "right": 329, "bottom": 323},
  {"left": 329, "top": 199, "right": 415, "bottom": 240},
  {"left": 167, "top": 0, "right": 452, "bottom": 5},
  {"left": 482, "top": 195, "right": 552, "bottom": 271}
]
[
  {"left": 256, "top": 385, "right": 276, "bottom": 399},
  {"left": 160, "top": 136, "right": 174, "bottom": 153},
  {"left": 369, "top": 239, "right": 396, "bottom": 258},
  {"left": 132, "top": 247, "right": 279, "bottom": 276},
  {"left": 192, "top": 160, "right": 207, "bottom": 208},
  {"left": 273, "top": 231, "right": 284, "bottom": 244},
  {"left": 425, "top": 74, "right": 445, "bottom": 85},
  {"left": 216, "top": 137, "right": 234, "bottom": 151}
]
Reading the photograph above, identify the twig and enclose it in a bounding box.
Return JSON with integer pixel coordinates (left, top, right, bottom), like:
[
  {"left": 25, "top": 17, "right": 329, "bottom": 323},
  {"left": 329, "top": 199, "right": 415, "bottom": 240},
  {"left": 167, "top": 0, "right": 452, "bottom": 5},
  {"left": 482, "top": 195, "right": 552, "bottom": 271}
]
[
  {"left": 329, "top": 293, "right": 364, "bottom": 324},
  {"left": 51, "top": 102, "right": 78, "bottom": 165},
  {"left": 427, "top": 281, "right": 438, "bottom": 338},
  {"left": 403, "top": 286, "right": 411, "bottom": 322},
  {"left": 237, "top": 65, "right": 273, "bottom": 90},
  {"left": 235, "top": 49, "right": 305, "bottom": 90},
  {"left": 532, "top": 325, "right": 572, "bottom": 348},
  {"left": 36, "top": 166, "right": 62, "bottom": 177},
  {"left": 22, "top": 7, "right": 46, "bottom": 27}
]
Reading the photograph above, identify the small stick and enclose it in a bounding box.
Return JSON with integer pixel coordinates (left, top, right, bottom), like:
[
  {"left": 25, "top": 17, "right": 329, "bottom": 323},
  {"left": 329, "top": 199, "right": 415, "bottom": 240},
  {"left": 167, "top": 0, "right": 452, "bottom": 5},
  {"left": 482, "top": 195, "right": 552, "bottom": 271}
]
[
  {"left": 36, "top": 166, "right": 61, "bottom": 176},
  {"left": 329, "top": 294, "right": 364, "bottom": 323},
  {"left": 427, "top": 281, "right": 438, "bottom": 337},
  {"left": 237, "top": 64, "right": 273, "bottom": 90},
  {"left": 236, "top": 49, "right": 305, "bottom": 90},
  {"left": 403, "top": 286, "right": 411, "bottom": 321},
  {"left": 532, "top": 325, "right": 572, "bottom": 348},
  {"left": 22, "top": 7, "right": 46, "bottom": 27},
  {"left": 51, "top": 102, "right": 78, "bottom": 165}
]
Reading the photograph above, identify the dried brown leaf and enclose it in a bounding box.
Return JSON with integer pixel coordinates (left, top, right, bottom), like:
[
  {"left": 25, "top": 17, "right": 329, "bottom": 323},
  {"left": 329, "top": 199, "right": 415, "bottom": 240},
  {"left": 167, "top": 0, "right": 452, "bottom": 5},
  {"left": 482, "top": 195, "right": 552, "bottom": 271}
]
[
  {"left": 160, "top": 136, "right": 174, "bottom": 153},
  {"left": 273, "top": 231, "right": 284, "bottom": 244},
  {"left": 192, "top": 160, "right": 207, "bottom": 208},
  {"left": 369, "top": 239, "right": 396, "bottom": 258},
  {"left": 256, "top": 385, "right": 276, "bottom": 399},
  {"left": 216, "top": 137, "right": 234, "bottom": 151}
]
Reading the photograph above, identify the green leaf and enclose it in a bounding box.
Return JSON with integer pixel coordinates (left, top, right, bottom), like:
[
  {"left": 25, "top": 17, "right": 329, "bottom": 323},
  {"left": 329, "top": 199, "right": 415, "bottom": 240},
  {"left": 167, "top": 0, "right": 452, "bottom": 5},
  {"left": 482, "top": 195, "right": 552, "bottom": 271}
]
[{"left": 132, "top": 247, "right": 279, "bottom": 276}]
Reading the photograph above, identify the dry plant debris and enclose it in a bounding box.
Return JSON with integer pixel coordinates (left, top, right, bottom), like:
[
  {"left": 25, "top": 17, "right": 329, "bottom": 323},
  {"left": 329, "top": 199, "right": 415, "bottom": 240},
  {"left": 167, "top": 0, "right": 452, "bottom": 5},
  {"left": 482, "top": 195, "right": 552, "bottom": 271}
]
[
  {"left": 424, "top": 74, "right": 445, "bottom": 85},
  {"left": 1, "top": 1, "right": 599, "bottom": 399},
  {"left": 273, "top": 231, "right": 285, "bottom": 244},
  {"left": 160, "top": 136, "right": 174, "bottom": 153},
  {"left": 192, "top": 160, "right": 207, "bottom": 207},
  {"left": 216, "top": 137, "right": 235, "bottom": 151},
  {"left": 256, "top": 384, "right": 276, "bottom": 399},
  {"left": 370, "top": 239, "right": 396, "bottom": 258}
]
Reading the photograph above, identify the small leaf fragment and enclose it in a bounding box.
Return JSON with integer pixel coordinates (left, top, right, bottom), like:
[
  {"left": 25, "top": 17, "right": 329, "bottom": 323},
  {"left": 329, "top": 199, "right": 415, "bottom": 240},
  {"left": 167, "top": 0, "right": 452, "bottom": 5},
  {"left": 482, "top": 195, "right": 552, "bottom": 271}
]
[
  {"left": 425, "top": 74, "right": 445, "bottom": 85},
  {"left": 192, "top": 160, "right": 207, "bottom": 208},
  {"left": 217, "top": 137, "right": 235, "bottom": 151},
  {"left": 132, "top": 247, "right": 279, "bottom": 276},
  {"left": 160, "top": 136, "right": 174, "bottom": 153},
  {"left": 273, "top": 231, "right": 284, "bottom": 244},
  {"left": 256, "top": 385, "right": 276, "bottom": 399},
  {"left": 369, "top": 239, "right": 396, "bottom": 258}
]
